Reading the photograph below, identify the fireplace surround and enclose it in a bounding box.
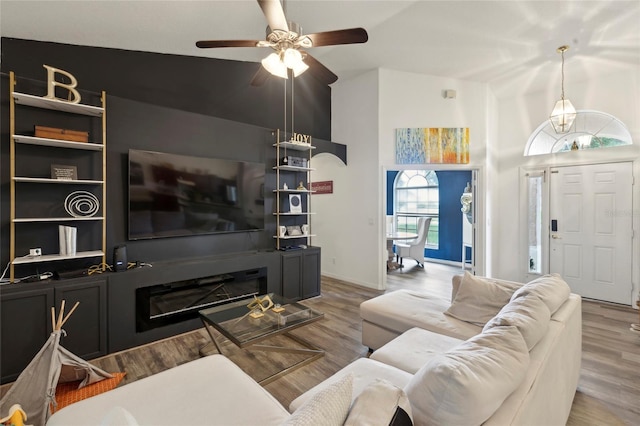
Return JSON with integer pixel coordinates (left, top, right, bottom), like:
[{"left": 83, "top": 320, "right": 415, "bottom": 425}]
[{"left": 136, "top": 267, "right": 267, "bottom": 332}]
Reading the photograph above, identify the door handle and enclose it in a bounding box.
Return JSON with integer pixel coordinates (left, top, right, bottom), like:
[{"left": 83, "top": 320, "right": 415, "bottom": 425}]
[{"left": 551, "top": 235, "right": 562, "bottom": 239}]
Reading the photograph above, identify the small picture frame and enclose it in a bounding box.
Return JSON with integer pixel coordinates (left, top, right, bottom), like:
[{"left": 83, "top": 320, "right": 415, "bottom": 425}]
[
  {"left": 289, "top": 194, "right": 302, "bottom": 213},
  {"left": 51, "top": 164, "right": 78, "bottom": 181}
]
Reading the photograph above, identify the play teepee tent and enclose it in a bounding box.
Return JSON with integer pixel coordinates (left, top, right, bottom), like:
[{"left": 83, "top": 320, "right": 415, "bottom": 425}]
[{"left": 0, "top": 301, "right": 113, "bottom": 426}]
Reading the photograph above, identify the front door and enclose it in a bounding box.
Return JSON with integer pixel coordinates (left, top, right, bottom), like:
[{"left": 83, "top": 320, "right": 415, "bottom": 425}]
[{"left": 549, "top": 162, "right": 633, "bottom": 304}]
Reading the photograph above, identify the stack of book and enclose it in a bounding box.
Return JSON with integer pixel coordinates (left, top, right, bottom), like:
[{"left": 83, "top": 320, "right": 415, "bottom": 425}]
[{"left": 58, "top": 225, "right": 77, "bottom": 256}]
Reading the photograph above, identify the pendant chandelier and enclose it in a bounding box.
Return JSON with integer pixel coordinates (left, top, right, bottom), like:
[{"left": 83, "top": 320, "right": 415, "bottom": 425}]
[{"left": 549, "top": 45, "right": 576, "bottom": 133}]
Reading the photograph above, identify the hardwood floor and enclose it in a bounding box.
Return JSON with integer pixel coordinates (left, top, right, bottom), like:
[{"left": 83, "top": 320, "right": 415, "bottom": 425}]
[{"left": 4, "top": 262, "right": 638, "bottom": 424}]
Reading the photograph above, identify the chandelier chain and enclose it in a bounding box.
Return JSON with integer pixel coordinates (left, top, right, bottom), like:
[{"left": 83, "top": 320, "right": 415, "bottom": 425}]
[{"left": 560, "top": 49, "right": 566, "bottom": 101}]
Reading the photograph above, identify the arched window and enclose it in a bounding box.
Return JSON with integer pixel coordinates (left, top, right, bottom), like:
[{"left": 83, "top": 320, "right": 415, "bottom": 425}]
[
  {"left": 524, "top": 110, "right": 632, "bottom": 156},
  {"left": 394, "top": 170, "right": 439, "bottom": 248}
]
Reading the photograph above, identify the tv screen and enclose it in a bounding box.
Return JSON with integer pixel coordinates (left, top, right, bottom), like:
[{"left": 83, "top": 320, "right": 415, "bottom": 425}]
[{"left": 128, "top": 149, "right": 265, "bottom": 240}]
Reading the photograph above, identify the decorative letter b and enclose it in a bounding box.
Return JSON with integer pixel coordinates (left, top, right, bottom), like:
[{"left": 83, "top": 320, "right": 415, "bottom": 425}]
[{"left": 43, "top": 64, "right": 81, "bottom": 104}]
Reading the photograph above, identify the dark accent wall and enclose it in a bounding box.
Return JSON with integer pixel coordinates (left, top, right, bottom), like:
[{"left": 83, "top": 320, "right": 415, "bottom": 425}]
[
  {"left": 0, "top": 37, "right": 337, "bottom": 272},
  {"left": 386, "top": 170, "right": 472, "bottom": 262},
  {"left": 106, "top": 95, "right": 276, "bottom": 265},
  {"left": 0, "top": 38, "right": 331, "bottom": 138}
]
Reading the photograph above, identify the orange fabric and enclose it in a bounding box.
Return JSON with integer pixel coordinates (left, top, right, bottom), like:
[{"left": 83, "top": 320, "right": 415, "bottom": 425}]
[{"left": 51, "top": 372, "right": 126, "bottom": 413}]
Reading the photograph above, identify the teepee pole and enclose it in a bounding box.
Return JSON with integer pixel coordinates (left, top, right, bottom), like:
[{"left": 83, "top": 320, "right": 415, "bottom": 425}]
[
  {"left": 60, "top": 302, "right": 80, "bottom": 329},
  {"left": 56, "top": 300, "right": 66, "bottom": 331},
  {"left": 51, "top": 300, "right": 80, "bottom": 331}
]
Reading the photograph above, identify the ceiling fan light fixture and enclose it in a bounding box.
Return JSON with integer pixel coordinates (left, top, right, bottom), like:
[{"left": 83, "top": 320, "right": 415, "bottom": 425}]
[
  {"left": 291, "top": 58, "right": 309, "bottom": 77},
  {"left": 282, "top": 48, "right": 302, "bottom": 68},
  {"left": 262, "top": 52, "right": 288, "bottom": 79},
  {"left": 550, "top": 45, "right": 576, "bottom": 133}
]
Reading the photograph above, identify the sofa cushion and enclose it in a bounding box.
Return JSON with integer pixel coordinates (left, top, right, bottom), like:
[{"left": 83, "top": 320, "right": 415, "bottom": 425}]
[
  {"left": 370, "top": 327, "right": 463, "bottom": 374},
  {"left": 483, "top": 294, "right": 551, "bottom": 350},
  {"left": 344, "top": 379, "right": 413, "bottom": 426},
  {"left": 511, "top": 274, "right": 570, "bottom": 314},
  {"left": 450, "top": 274, "right": 523, "bottom": 302},
  {"left": 289, "top": 358, "right": 413, "bottom": 413},
  {"left": 404, "top": 325, "right": 530, "bottom": 426},
  {"left": 445, "top": 272, "right": 522, "bottom": 326},
  {"left": 284, "top": 374, "right": 353, "bottom": 426},
  {"left": 360, "top": 290, "right": 482, "bottom": 345}
]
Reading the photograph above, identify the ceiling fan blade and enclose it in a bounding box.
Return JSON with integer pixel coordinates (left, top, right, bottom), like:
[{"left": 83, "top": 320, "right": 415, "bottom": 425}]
[
  {"left": 196, "top": 40, "right": 262, "bottom": 48},
  {"left": 303, "top": 53, "right": 338, "bottom": 85},
  {"left": 257, "top": 0, "right": 289, "bottom": 32},
  {"left": 306, "top": 28, "right": 368, "bottom": 47},
  {"left": 250, "top": 66, "right": 271, "bottom": 87}
]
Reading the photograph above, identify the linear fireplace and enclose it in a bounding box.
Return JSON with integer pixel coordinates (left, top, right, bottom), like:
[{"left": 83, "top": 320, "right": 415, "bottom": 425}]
[{"left": 136, "top": 267, "right": 267, "bottom": 332}]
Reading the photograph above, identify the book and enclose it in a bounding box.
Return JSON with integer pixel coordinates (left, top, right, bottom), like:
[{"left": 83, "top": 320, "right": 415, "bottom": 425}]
[{"left": 59, "top": 225, "right": 77, "bottom": 256}]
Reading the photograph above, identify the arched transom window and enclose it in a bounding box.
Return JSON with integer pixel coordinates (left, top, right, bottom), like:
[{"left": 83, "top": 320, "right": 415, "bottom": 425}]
[{"left": 524, "top": 110, "right": 632, "bottom": 156}]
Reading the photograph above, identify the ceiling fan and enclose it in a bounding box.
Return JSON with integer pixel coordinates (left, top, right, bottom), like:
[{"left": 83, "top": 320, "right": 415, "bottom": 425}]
[{"left": 196, "top": 0, "right": 368, "bottom": 85}]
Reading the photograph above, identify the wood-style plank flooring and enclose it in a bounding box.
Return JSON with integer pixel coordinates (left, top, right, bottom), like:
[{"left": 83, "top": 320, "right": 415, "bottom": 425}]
[{"left": 4, "top": 262, "right": 639, "bottom": 424}]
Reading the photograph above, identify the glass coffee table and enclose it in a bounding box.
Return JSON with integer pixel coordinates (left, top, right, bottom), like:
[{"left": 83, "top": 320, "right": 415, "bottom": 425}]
[{"left": 199, "top": 293, "right": 324, "bottom": 384}]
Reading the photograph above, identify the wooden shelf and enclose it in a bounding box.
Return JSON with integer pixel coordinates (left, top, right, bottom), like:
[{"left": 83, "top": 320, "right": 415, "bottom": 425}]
[
  {"left": 273, "top": 141, "right": 316, "bottom": 151},
  {"left": 273, "top": 165, "right": 315, "bottom": 172},
  {"left": 14, "top": 217, "right": 104, "bottom": 223},
  {"left": 13, "top": 92, "right": 103, "bottom": 116},
  {"left": 13, "top": 134, "right": 103, "bottom": 150},
  {"left": 273, "top": 234, "right": 316, "bottom": 239},
  {"left": 14, "top": 177, "right": 104, "bottom": 184},
  {"left": 273, "top": 129, "right": 315, "bottom": 252},
  {"left": 9, "top": 72, "right": 107, "bottom": 282},
  {"left": 273, "top": 189, "right": 315, "bottom": 194},
  {"left": 12, "top": 250, "right": 104, "bottom": 265}
]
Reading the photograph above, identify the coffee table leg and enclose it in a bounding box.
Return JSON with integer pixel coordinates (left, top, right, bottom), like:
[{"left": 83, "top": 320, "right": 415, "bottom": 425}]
[
  {"left": 199, "top": 318, "right": 225, "bottom": 356},
  {"left": 251, "top": 332, "right": 325, "bottom": 385}
]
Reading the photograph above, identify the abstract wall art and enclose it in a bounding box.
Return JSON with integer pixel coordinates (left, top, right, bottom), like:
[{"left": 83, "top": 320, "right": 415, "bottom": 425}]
[{"left": 395, "top": 127, "right": 470, "bottom": 164}]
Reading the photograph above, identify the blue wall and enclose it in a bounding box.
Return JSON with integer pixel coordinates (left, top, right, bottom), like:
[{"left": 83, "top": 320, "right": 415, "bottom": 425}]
[{"left": 387, "top": 170, "right": 471, "bottom": 262}]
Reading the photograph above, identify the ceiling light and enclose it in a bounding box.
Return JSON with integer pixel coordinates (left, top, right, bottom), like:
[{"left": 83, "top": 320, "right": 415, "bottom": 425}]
[
  {"left": 291, "top": 58, "right": 309, "bottom": 77},
  {"left": 549, "top": 45, "right": 576, "bottom": 133},
  {"left": 282, "top": 48, "right": 302, "bottom": 68},
  {"left": 262, "top": 48, "right": 309, "bottom": 79},
  {"left": 261, "top": 53, "right": 288, "bottom": 79},
  {"left": 284, "top": 48, "right": 309, "bottom": 77}
]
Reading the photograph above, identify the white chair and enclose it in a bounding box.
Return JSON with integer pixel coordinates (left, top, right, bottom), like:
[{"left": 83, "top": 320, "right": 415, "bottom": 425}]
[{"left": 396, "top": 217, "right": 431, "bottom": 267}]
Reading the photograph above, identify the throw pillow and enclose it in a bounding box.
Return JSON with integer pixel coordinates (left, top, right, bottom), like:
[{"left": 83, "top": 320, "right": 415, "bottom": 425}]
[
  {"left": 510, "top": 274, "right": 570, "bottom": 314},
  {"left": 445, "top": 272, "right": 522, "bottom": 325},
  {"left": 404, "top": 325, "right": 529, "bottom": 426},
  {"left": 345, "top": 379, "right": 413, "bottom": 426},
  {"left": 483, "top": 294, "right": 551, "bottom": 350},
  {"left": 283, "top": 374, "right": 353, "bottom": 426}
]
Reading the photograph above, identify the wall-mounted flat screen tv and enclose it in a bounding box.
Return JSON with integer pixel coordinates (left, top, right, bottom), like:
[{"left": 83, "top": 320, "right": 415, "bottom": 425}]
[{"left": 128, "top": 149, "right": 265, "bottom": 240}]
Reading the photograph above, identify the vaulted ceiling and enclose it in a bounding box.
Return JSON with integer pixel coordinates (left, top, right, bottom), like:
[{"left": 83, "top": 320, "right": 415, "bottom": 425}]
[{"left": 2, "top": 0, "right": 639, "bottom": 98}]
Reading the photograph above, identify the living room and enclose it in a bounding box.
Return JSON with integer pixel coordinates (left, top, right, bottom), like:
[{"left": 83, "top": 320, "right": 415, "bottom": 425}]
[{"left": 1, "top": 1, "right": 639, "bottom": 425}]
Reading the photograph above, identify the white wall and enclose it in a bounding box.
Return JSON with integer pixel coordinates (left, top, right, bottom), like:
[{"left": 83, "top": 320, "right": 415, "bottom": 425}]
[
  {"left": 329, "top": 68, "right": 494, "bottom": 289},
  {"left": 318, "top": 69, "right": 381, "bottom": 289},
  {"left": 328, "top": 65, "right": 639, "bottom": 303},
  {"left": 496, "top": 68, "right": 640, "bottom": 303}
]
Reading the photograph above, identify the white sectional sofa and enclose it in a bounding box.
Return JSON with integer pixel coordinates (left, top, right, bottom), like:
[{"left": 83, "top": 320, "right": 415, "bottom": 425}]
[
  {"left": 46, "top": 353, "right": 404, "bottom": 426},
  {"left": 47, "top": 272, "right": 581, "bottom": 426},
  {"left": 291, "top": 272, "right": 582, "bottom": 426}
]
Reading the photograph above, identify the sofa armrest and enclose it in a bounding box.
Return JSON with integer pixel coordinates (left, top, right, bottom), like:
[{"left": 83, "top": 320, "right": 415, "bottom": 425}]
[{"left": 47, "top": 355, "right": 290, "bottom": 425}]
